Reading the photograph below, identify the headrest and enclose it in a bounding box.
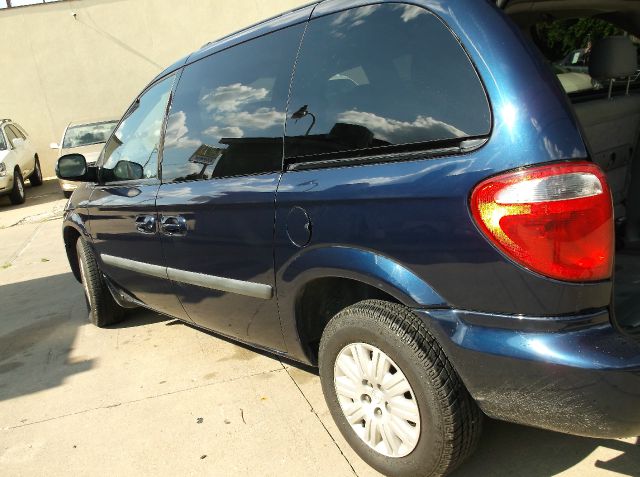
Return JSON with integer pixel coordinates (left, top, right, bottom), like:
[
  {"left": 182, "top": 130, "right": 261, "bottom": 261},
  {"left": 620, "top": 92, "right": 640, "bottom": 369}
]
[{"left": 589, "top": 36, "right": 638, "bottom": 80}]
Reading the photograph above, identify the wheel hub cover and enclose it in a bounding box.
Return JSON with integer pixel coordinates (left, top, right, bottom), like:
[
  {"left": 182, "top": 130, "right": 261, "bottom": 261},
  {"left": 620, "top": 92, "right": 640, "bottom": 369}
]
[{"left": 333, "top": 342, "right": 421, "bottom": 458}]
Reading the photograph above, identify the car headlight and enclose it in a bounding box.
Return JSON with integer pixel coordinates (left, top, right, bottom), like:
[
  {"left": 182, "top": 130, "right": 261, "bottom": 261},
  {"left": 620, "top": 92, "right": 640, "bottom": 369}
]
[{"left": 0, "top": 162, "right": 6, "bottom": 177}]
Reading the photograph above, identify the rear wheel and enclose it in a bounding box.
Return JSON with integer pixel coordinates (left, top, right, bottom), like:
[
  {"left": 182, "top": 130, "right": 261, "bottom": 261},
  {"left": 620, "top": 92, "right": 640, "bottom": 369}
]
[
  {"left": 76, "top": 237, "right": 125, "bottom": 327},
  {"left": 9, "top": 169, "right": 25, "bottom": 205},
  {"left": 319, "top": 300, "right": 482, "bottom": 477},
  {"left": 29, "top": 157, "right": 43, "bottom": 186}
]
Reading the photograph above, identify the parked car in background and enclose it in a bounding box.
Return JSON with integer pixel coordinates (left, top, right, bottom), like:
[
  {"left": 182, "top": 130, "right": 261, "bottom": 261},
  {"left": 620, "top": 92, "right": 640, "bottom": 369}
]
[
  {"left": 555, "top": 42, "right": 640, "bottom": 94},
  {"left": 0, "top": 119, "right": 42, "bottom": 205},
  {"left": 56, "top": 1, "right": 640, "bottom": 475},
  {"left": 557, "top": 47, "right": 589, "bottom": 73},
  {"left": 51, "top": 119, "right": 118, "bottom": 197}
]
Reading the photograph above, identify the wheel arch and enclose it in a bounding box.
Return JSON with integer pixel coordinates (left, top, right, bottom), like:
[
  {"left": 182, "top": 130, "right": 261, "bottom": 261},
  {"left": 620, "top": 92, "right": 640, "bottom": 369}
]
[
  {"left": 278, "top": 246, "right": 447, "bottom": 364},
  {"left": 63, "top": 219, "right": 90, "bottom": 283}
]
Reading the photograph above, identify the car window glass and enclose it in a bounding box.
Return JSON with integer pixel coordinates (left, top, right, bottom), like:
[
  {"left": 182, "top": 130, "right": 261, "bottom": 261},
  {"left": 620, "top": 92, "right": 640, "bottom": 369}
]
[
  {"left": 8, "top": 125, "right": 24, "bottom": 141},
  {"left": 12, "top": 124, "right": 27, "bottom": 138},
  {"left": 101, "top": 76, "right": 174, "bottom": 182},
  {"left": 0, "top": 130, "right": 7, "bottom": 150},
  {"left": 285, "top": 4, "right": 491, "bottom": 160},
  {"left": 4, "top": 126, "right": 18, "bottom": 146},
  {"left": 161, "top": 24, "right": 305, "bottom": 183},
  {"left": 533, "top": 19, "right": 639, "bottom": 95},
  {"left": 63, "top": 121, "right": 118, "bottom": 149}
]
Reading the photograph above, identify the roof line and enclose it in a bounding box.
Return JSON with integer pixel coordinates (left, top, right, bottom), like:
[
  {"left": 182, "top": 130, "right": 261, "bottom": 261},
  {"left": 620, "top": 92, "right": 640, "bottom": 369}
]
[{"left": 198, "top": 0, "right": 319, "bottom": 50}]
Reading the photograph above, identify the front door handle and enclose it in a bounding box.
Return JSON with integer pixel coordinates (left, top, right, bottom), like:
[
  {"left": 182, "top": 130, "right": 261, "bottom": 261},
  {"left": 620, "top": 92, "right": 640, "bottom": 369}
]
[
  {"left": 135, "top": 215, "right": 157, "bottom": 234},
  {"left": 160, "top": 215, "right": 187, "bottom": 236}
]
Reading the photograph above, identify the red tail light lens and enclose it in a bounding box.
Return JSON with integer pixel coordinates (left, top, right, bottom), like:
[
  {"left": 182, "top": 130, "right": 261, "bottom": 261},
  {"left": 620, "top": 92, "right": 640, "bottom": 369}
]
[{"left": 470, "top": 161, "right": 614, "bottom": 282}]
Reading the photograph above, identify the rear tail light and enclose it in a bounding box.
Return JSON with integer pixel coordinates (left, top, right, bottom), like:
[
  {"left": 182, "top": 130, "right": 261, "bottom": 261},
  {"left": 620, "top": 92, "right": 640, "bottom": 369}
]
[{"left": 470, "top": 161, "right": 614, "bottom": 282}]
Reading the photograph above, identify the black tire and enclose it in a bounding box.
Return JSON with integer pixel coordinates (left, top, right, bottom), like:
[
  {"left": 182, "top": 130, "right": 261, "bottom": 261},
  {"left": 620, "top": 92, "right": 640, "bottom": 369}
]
[
  {"left": 9, "top": 169, "right": 25, "bottom": 205},
  {"left": 319, "top": 300, "right": 482, "bottom": 477},
  {"left": 63, "top": 190, "right": 73, "bottom": 199},
  {"left": 29, "top": 157, "right": 43, "bottom": 186},
  {"left": 76, "top": 237, "right": 125, "bottom": 327}
]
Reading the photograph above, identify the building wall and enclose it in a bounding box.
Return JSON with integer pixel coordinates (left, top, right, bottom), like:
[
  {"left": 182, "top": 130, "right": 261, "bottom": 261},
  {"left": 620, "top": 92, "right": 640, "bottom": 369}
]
[{"left": 0, "top": 0, "right": 308, "bottom": 176}]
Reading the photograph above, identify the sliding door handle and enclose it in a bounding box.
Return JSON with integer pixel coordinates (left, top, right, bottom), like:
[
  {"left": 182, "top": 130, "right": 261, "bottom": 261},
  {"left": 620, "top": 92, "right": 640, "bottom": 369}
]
[
  {"left": 135, "top": 215, "right": 157, "bottom": 234},
  {"left": 160, "top": 215, "right": 187, "bottom": 236}
]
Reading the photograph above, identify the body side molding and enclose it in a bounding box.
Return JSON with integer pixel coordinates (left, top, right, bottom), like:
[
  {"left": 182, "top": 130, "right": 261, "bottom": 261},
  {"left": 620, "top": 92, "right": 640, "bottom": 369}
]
[
  {"left": 102, "top": 254, "right": 168, "bottom": 280},
  {"left": 166, "top": 268, "right": 273, "bottom": 300},
  {"left": 101, "top": 254, "right": 273, "bottom": 300}
]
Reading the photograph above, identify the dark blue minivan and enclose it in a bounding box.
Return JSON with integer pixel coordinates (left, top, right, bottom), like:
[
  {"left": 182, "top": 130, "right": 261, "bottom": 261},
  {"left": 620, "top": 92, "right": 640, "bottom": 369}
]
[{"left": 57, "top": 0, "right": 640, "bottom": 475}]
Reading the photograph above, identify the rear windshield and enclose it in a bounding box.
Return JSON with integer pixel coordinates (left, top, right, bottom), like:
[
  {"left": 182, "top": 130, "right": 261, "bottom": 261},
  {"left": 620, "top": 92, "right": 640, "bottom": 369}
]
[
  {"left": 532, "top": 19, "right": 639, "bottom": 95},
  {"left": 63, "top": 121, "right": 118, "bottom": 148}
]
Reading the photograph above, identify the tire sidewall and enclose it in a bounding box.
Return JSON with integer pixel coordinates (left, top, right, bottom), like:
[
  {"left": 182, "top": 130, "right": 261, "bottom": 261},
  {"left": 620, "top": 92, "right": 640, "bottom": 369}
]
[
  {"left": 31, "top": 158, "right": 43, "bottom": 185},
  {"left": 320, "top": 312, "right": 448, "bottom": 477},
  {"left": 11, "top": 170, "right": 25, "bottom": 204},
  {"left": 76, "top": 238, "right": 95, "bottom": 308},
  {"left": 75, "top": 237, "right": 125, "bottom": 327},
  {"left": 76, "top": 238, "right": 96, "bottom": 322}
]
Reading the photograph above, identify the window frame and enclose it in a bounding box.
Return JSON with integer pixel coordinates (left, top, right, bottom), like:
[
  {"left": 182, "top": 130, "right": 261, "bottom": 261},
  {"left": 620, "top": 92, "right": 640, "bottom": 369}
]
[{"left": 283, "top": 2, "right": 493, "bottom": 170}]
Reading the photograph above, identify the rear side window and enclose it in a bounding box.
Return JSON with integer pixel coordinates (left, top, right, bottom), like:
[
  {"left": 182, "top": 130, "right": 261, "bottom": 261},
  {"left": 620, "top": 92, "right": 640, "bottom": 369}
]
[
  {"left": 285, "top": 4, "right": 491, "bottom": 161},
  {"left": 161, "top": 24, "right": 305, "bottom": 183},
  {"left": 12, "top": 123, "right": 27, "bottom": 138},
  {"left": 4, "top": 126, "right": 18, "bottom": 146},
  {"left": 8, "top": 125, "right": 25, "bottom": 140}
]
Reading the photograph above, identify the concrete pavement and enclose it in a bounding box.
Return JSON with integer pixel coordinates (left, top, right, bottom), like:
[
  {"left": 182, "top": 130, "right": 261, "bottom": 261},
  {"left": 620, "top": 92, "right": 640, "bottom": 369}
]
[{"left": 0, "top": 182, "right": 638, "bottom": 476}]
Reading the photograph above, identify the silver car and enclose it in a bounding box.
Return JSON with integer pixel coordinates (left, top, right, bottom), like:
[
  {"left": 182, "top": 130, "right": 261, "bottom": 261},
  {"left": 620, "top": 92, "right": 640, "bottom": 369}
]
[{"left": 51, "top": 119, "right": 118, "bottom": 197}]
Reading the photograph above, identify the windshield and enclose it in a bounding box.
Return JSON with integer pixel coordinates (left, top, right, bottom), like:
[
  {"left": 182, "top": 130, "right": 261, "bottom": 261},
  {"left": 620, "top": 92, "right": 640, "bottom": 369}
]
[
  {"left": 0, "top": 130, "right": 6, "bottom": 151},
  {"left": 62, "top": 121, "right": 118, "bottom": 149}
]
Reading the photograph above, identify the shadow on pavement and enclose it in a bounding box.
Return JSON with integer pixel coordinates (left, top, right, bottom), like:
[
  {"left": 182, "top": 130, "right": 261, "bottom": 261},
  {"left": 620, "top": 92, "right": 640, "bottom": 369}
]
[
  {"left": 0, "top": 272, "right": 92, "bottom": 403},
  {"left": 109, "top": 307, "right": 170, "bottom": 329},
  {"left": 162, "top": 313, "right": 640, "bottom": 476},
  {"left": 453, "top": 417, "right": 640, "bottom": 476},
  {"left": 0, "top": 178, "right": 64, "bottom": 211},
  {"left": 2, "top": 269, "right": 637, "bottom": 475}
]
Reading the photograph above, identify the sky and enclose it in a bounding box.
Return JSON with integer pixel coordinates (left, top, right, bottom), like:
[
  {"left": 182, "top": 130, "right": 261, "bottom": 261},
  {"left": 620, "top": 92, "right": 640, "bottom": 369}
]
[{"left": 1, "top": 0, "right": 61, "bottom": 8}]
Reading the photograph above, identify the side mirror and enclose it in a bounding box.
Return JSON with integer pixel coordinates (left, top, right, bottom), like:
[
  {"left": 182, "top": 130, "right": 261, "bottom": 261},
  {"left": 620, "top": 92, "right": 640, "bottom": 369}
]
[
  {"left": 50, "top": 142, "right": 60, "bottom": 149},
  {"left": 56, "top": 153, "right": 88, "bottom": 180},
  {"left": 113, "top": 160, "right": 144, "bottom": 181},
  {"left": 12, "top": 138, "right": 25, "bottom": 148}
]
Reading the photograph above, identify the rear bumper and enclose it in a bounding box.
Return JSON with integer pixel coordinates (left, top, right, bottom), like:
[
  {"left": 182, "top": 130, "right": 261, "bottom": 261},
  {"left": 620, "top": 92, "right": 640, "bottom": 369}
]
[{"left": 415, "top": 308, "right": 640, "bottom": 438}]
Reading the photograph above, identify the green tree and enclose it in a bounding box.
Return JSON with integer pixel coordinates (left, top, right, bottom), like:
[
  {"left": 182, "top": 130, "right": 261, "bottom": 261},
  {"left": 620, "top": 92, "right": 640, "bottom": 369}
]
[{"left": 535, "top": 19, "right": 623, "bottom": 61}]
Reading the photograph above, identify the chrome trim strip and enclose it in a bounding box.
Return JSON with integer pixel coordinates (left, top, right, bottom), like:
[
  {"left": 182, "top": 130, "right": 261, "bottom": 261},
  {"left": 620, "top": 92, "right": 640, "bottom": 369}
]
[
  {"left": 167, "top": 267, "right": 273, "bottom": 300},
  {"left": 101, "top": 254, "right": 168, "bottom": 280},
  {"left": 100, "top": 254, "right": 273, "bottom": 300}
]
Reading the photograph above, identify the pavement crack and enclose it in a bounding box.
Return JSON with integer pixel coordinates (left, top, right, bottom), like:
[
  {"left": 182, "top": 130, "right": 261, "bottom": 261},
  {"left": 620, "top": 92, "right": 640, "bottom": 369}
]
[
  {"left": 281, "top": 362, "right": 359, "bottom": 477},
  {"left": 3, "top": 222, "right": 44, "bottom": 266},
  {"left": 3, "top": 367, "right": 285, "bottom": 431}
]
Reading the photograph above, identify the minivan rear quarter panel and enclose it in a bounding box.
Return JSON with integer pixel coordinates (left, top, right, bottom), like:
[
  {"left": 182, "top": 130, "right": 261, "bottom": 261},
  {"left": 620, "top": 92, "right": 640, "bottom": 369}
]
[{"left": 275, "top": 0, "right": 607, "bottom": 358}]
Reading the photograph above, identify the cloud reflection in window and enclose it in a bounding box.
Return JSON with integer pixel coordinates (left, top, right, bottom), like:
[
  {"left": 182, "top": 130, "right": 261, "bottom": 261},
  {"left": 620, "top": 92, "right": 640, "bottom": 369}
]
[
  {"left": 199, "top": 82, "right": 270, "bottom": 113},
  {"left": 336, "top": 110, "right": 467, "bottom": 144},
  {"left": 164, "top": 111, "right": 201, "bottom": 149}
]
